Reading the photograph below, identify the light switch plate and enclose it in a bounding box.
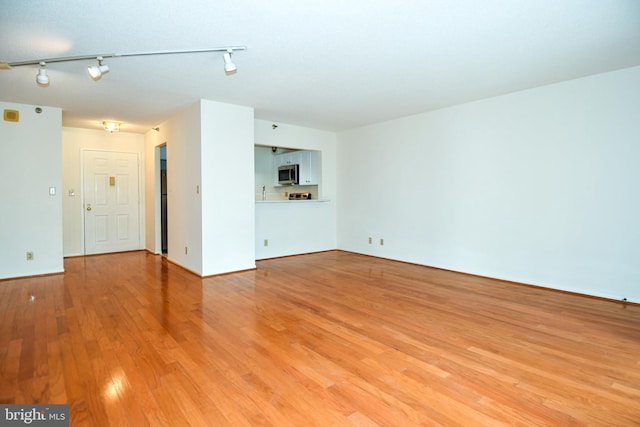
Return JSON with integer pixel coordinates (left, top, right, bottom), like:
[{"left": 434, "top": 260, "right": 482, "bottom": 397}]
[{"left": 49, "top": 187, "right": 56, "bottom": 196}]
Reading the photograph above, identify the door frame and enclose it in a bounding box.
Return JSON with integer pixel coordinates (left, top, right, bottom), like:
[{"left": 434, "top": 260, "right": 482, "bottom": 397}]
[
  {"left": 81, "top": 148, "right": 143, "bottom": 255},
  {"left": 154, "top": 144, "right": 167, "bottom": 255}
]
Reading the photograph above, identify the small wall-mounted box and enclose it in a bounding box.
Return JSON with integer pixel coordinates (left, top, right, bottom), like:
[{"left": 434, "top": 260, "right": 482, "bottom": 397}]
[{"left": 3, "top": 109, "right": 19, "bottom": 122}]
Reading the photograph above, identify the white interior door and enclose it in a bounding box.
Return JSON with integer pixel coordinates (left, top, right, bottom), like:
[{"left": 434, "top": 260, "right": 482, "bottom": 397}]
[{"left": 83, "top": 150, "right": 141, "bottom": 255}]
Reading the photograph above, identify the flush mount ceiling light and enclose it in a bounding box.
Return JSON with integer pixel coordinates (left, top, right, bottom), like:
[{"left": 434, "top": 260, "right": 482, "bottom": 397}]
[
  {"left": 88, "top": 56, "right": 109, "bottom": 80},
  {"left": 0, "top": 46, "right": 246, "bottom": 87},
  {"left": 103, "top": 121, "right": 121, "bottom": 132},
  {"left": 35, "top": 62, "right": 49, "bottom": 86}
]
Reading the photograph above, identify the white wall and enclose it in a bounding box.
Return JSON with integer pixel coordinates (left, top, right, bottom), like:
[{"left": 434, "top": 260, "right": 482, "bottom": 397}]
[
  {"left": 256, "top": 201, "right": 336, "bottom": 259},
  {"left": 148, "top": 102, "right": 203, "bottom": 274},
  {"left": 337, "top": 66, "right": 640, "bottom": 303},
  {"left": 62, "top": 127, "right": 145, "bottom": 256},
  {"left": 0, "top": 102, "right": 63, "bottom": 279},
  {"left": 200, "top": 100, "right": 255, "bottom": 276},
  {"left": 254, "top": 120, "right": 338, "bottom": 259}
]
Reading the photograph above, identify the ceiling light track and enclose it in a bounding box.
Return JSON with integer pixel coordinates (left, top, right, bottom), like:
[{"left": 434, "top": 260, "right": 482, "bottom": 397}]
[
  {"left": 0, "top": 46, "right": 246, "bottom": 85},
  {"left": 2, "top": 46, "right": 246, "bottom": 68}
]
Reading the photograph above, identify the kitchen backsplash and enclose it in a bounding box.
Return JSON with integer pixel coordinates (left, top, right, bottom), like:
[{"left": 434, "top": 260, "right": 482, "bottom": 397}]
[{"left": 256, "top": 184, "right": 318, "bottom": 201}]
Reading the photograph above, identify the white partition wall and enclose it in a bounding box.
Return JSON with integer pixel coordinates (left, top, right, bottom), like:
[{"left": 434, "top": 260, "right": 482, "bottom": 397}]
[
  {"left": 144, "top": 100, "right": 255, "bottom": 276},
  {"left": 200, "top": 100, "right": 255, "bottom": 276},
  {"left": 254, "top": 120, "right": 338, "bottom": 259}
]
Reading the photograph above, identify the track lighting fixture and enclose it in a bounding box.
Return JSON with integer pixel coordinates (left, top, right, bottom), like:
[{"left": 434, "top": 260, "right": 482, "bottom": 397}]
[
  {"left": 223, "top": 50, "right": 237, "bottom": 75},
  {"left": 1, "top": 46, "right": 246, "bottom": 87},
  {"left": 36, "top": 62, "right": 49, "bottom": 86},
  {"left": 88, "top": 57, "right": 110, "bottom": 80}
]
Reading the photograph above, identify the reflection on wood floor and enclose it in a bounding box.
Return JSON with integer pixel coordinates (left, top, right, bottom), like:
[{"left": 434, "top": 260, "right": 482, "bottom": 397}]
[{"left": 1, "top": 250, "right": 639, "bottom": 426}]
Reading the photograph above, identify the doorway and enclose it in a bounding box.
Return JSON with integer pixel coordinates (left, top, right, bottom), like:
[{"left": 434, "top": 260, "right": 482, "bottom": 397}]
[
  {"left": 83, "top": 150, "right": 141, "bottom": 255},
  {"left": 160, "top": 145, "right": 168, "bottom": 254}
]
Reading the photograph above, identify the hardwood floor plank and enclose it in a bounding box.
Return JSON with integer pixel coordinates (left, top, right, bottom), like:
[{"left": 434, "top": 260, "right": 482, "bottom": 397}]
[
  {"left": 0, "top": 339, "right": 22, "bottom": 403},
  {"left": 150, "top": 377, "right": 194, "bottom": 427},
  {"left": 87, "top": 353, "right": 126, "bottom": 426},
  {"left": 1, "top": 250, "right": 639, "bottom": 425},
  {"left": 45, "top": 341, "right": 67, "bottom": 403},
  {"left": 347, "top": 411, "right": 382, "bottom": 427}
]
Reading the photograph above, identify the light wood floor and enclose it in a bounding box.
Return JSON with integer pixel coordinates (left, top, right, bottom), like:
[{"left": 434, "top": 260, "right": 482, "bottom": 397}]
[{"left": 1, "top": 251, "right": 639, "bottom": 426}]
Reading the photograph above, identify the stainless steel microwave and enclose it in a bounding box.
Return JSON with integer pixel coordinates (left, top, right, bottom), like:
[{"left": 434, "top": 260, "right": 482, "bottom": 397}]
[{"left": 278, "top": 164, "right": 299, "bottom": 185}]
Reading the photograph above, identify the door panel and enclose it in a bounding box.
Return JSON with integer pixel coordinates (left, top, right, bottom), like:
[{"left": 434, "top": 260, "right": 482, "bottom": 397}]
[
  {"left": 117, "top": 214, "right": 130, "bottom": 240},
  {"left": 95, "top": 174, "right": 108, "bottom": 204},
  {"left": 95, "top": 215, "right": 109, "bottom": 242},
  {"left": 116, "top": 174, "right": 130, "bottom": 205},
  {"left": 83, "top": 150, "right": 140, "bottom": 255}
]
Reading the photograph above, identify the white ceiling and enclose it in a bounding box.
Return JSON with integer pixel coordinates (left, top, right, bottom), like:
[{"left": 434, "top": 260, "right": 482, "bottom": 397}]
[{"left": 1, "top": 0, "right": 639, "bottom": 134}]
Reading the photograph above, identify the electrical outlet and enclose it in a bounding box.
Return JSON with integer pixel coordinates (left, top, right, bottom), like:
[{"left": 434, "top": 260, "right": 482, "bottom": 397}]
[
  {"left": 380, "top": 238, "right": 384, "bottom": 246},
  {"left": 26, "top": 252, "right": 34, "bottom": 260},
  {"left": 264, "top": 239, "right": 269, "bottom": 247},
  {"left": 368, "top": 237, "right": 372, "bottom": 244}
]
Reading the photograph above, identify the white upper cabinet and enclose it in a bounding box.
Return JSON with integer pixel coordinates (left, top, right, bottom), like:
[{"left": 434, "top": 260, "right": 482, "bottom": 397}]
[
  {"left": 298, "top": 150, "right": 319, "bottom": 185},
  {"left": 275, "top": 151, "right": 298, "bottom": 166},
  {"left": 274, "top": 150, "right": 320, "bottom": 186}
]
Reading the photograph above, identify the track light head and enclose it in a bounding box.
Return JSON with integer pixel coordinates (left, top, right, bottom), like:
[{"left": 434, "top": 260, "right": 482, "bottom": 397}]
[
  {"left": 36, "top": 62, "right": 49, "bottom": 86},
  {"left": 223, "top": 50, "right": 237, "bottom": 75},
  {"left": 88, "top": 57, "right": 109, "bottom": 80}
]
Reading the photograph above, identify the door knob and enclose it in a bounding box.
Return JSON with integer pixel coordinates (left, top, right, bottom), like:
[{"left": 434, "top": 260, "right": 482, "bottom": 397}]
[{"left": 86, "top": 204, "right": 92, "bottom": 211}]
